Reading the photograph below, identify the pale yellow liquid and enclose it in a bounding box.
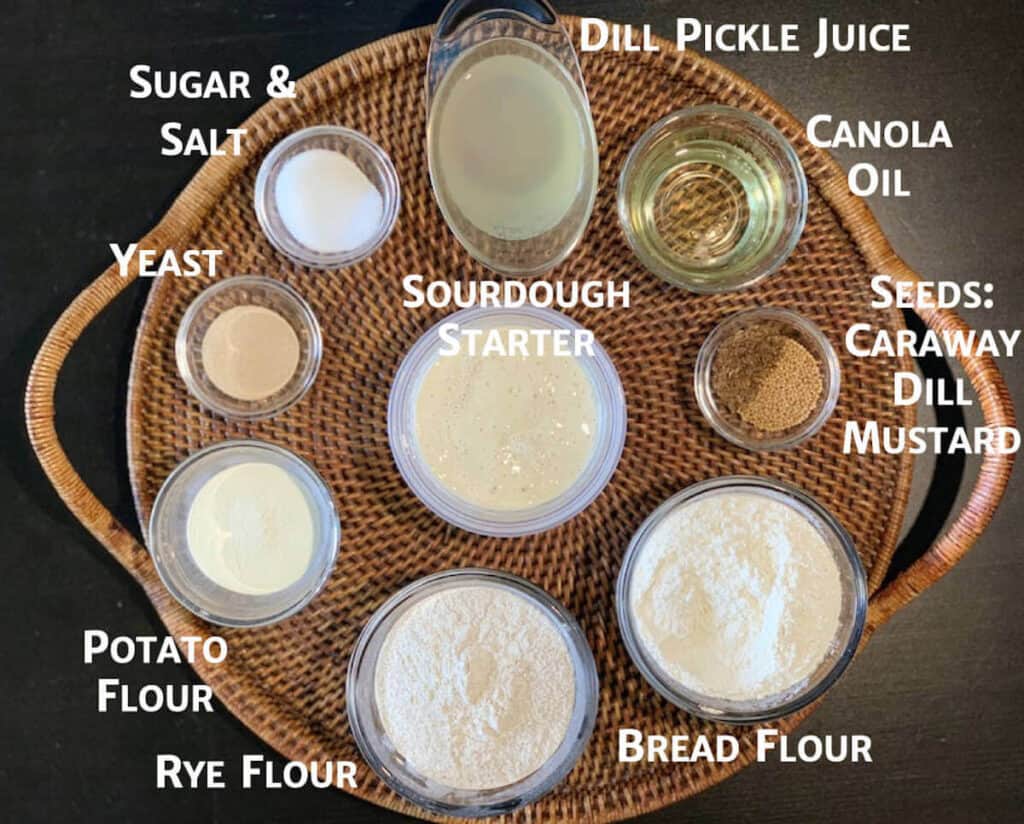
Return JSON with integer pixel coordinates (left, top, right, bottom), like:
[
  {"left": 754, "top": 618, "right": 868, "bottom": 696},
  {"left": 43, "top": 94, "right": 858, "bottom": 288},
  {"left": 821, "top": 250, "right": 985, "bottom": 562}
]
[
  {"left": 431, "top": 42, "right": 587, "bottom": 241},
  {"left": 414, "top": 328, "right": 597, "bottom": 510}
]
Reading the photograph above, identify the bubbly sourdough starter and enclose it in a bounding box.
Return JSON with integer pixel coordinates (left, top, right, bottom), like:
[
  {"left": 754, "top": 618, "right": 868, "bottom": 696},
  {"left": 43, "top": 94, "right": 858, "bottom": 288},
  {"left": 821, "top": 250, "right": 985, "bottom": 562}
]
[
  {"left": 374, "top": 585, "right": 575, "bottom": 790},
  {"left": 414, "top": 327, "right": 597, "bottom": 509},
  {"left": 186, "top": 462, "right": 314, "bottom": 594},
  {"left": 629, "top": 491, "right": 842, "bottom": 701}
]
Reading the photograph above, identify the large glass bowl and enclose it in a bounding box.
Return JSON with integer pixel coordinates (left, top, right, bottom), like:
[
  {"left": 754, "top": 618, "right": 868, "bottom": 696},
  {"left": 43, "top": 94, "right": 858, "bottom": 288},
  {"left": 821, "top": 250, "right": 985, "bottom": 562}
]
[
  {"left": 616, "top": 476, "right": 867, "bottom": 723},
  {"left": 347, "top": 568, "right": 599, "bottom": 818}
]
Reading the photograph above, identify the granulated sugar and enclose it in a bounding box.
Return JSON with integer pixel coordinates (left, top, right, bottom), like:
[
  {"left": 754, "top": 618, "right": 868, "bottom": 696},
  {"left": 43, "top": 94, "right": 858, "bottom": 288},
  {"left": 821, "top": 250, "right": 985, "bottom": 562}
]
[
  {"left": 374, "top": 585, "right": 575, "bottom": 790},
  {"left": 629, "top": 491, "right": 842, "bottom": 701}
]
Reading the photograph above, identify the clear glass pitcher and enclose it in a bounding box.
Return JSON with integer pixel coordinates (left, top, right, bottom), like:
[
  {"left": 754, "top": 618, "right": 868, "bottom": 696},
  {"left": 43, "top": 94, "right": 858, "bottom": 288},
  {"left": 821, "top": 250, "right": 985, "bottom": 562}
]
[{"left": 425, "top": 0, "right": 599, "bottom": 277}]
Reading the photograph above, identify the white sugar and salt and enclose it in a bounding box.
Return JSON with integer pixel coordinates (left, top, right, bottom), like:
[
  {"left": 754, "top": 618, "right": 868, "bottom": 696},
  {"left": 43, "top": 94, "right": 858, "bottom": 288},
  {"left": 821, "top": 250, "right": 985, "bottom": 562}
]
[{"left": 274, "top": 148, "right": 383, "bottom": 253}]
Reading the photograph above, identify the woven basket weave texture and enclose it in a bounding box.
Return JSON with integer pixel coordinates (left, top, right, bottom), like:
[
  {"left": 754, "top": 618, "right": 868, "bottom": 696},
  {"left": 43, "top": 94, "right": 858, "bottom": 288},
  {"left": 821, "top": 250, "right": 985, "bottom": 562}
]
[
  {"left": 114, "top": 20, "right": 923, "bottom": 823},
  {"left": 118, "top": 21, "right": 921, "bottom": 822}
]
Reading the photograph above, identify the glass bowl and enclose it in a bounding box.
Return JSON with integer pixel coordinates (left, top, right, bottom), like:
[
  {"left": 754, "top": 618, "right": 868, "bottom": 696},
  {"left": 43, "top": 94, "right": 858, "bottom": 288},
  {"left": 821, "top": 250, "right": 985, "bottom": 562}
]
[
  {"left": 616, "top": 476, "right": 867, "bottom": 723},
  {"left": 693, "top": 306, "right": 841, "bottom": 450},
  {"left": 425, "top": 0, "right": 599, "bottom": 276},
  {"left": 254, "top": 125, "right": 400, "bottom": 269},
  {"left": 618, "top": 105, "right": 807, "bottom": 293},
  {"left": 175, "top": 275, "right": 322, "bottom": 420},
  {"left": 387, "top": 306, "right": 626, "bottom": 537},
  {"left": 148, "top": 440, "right": 340, "bottom": 627},
  {"left": 347, "top": 568, "right": 598, "bottom": 818}
]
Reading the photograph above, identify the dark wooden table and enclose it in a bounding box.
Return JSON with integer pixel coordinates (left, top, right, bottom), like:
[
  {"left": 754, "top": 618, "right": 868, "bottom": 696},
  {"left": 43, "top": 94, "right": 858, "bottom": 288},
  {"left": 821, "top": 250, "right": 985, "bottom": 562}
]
[{"left": 2, "top": 1, "right": 1022, "bottom": 820}]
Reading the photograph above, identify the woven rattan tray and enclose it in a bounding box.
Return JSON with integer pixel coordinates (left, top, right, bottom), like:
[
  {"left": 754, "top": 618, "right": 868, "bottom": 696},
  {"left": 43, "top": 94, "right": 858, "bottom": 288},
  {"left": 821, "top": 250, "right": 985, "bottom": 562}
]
[{"left": 27, "top": 18, "right": 1015, "bottom": 823}]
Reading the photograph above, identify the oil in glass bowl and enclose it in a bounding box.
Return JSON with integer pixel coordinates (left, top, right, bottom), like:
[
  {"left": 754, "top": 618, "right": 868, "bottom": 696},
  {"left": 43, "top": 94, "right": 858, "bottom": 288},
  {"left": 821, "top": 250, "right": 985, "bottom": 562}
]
[{"left": 618, "top": 105, "right": 807, "bottom": 293}]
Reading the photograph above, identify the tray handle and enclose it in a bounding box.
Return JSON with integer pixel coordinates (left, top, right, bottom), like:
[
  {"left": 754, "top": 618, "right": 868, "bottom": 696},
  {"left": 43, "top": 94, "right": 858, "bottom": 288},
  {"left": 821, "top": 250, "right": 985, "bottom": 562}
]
[
  {"left": 25, "top": 262, "right": 150, "bottom": 580},
  {"left": 866, "top": 263, "right": 1017, "bottom": 631}
]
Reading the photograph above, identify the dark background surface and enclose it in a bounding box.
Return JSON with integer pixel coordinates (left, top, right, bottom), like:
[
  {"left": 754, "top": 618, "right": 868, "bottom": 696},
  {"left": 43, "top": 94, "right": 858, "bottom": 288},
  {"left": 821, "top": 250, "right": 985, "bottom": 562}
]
[{"left": 2, "top": 1, "right": 1022, "bottom": 821}]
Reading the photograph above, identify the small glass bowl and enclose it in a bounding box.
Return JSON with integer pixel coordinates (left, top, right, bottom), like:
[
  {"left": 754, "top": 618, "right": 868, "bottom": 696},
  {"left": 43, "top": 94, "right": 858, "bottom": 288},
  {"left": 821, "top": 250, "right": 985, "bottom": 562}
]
[
  {"left": 148, "top": 440, "right": 340, "bottom": 627},
  {"left": 254, "top": 125, "right": 400, "bottom": 269},
  {"left": 387, "top": 306, "right": 627, "bottom": 537},
  {"left": 616, "top": 476, "right": 867, "bottom": 724},
  {"left": 175, "top": 275, "right": 322, "bottom": 420},
  {"left": 347, "top": 568, "right": 599, "bottom": 818},
  {"left": 618, "top": 105, "right": 807, "bottom": 293},
  {"left": 694, "top": 307, "right": 841, "bottom": 450}
]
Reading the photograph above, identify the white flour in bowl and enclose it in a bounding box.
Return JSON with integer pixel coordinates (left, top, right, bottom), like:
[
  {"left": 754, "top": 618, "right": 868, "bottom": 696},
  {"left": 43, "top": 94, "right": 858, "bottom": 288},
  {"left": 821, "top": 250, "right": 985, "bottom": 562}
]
[
  {"left": 374, "top": 585, "right": 575, "bottom": 790},
  {"left": 629, "top": 490, "right": 843, "bottom": 701}
]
